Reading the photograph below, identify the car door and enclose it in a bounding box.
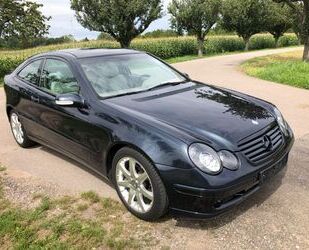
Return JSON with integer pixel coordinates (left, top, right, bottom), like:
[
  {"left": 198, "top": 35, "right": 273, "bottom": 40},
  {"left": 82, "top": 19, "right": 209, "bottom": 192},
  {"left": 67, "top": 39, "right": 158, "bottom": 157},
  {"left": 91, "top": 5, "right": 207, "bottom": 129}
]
[
  {"left": 12, "top": 58, "right": 45, "bottom": 139},
  {"left": 33, "top": 57, "right": 106, "bottom": 170}
]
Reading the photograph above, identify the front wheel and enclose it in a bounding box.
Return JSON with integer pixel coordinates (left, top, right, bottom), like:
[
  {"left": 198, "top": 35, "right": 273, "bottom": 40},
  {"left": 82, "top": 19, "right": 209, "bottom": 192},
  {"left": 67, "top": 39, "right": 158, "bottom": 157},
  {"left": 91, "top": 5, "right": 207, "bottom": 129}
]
[{"left": 111, "top": 147, "right": 168, "bottom": 221}]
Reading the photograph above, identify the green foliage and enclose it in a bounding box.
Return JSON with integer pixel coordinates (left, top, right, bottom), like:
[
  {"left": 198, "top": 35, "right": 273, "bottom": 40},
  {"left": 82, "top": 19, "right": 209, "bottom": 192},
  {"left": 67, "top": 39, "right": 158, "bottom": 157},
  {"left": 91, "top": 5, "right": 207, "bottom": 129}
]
[
  {"left": 266, "top": 1, "right": 292, "bottom": 46},
  {"left": 221, "top": 0, "right": 269, "bottom": 50},
  {"left": 242, "top": 51, "right": 309, "bottom": 89},
  {"left": 168, "top": 0, "right": 222, "bottom": 56},
  {"left": 205, "top": 36, "right": 245, "bottom": 53},
  {"left": 133, "top": 37, "right": 197, "bottom": 58},
  {"left": 97, "top": 32, "right": 115, "bottom": 41},
  {"left": 248, "top": 35, "right": 275, "bottom": 50},
  {"left": 275, "top": 0, "right": 309, "bottom": 61},
  {"left": 2, "top": 35, "right": 76, "bottom": 49},
  {"left": 30, "top": 35, "right": 76, "bottom": 48},
  {"left": 141, "top": 29, "right": 179, "bottom": 38},
  {"left": 278, "top": 34, "right": 299, "bottom": 47},
  {"left": 0, "top": 0, "right": 50, "bottom": 48},
  {"left": 287, "top": 2, "right": 304, "bottom": 44},
  {"left": 71, "top": 0, "right": 162, "bottom": 48},
  {"left": 0, "top": 34, "right": 299, "bottom": 81}
]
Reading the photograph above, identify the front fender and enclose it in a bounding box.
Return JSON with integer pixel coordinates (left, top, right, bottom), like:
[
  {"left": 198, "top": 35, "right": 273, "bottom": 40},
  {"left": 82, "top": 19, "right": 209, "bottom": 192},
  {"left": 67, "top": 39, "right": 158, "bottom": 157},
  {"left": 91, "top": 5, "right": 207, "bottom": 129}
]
[{"left": 109, "top": 115, "right": 193, "bottom": 169}]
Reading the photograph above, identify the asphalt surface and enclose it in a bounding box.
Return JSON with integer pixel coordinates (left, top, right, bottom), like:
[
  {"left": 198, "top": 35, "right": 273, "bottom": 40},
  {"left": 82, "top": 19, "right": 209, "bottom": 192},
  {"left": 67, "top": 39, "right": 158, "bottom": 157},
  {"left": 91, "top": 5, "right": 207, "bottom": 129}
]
[{"left": 0, "top": 47, "right": 308, "bottom": 248}]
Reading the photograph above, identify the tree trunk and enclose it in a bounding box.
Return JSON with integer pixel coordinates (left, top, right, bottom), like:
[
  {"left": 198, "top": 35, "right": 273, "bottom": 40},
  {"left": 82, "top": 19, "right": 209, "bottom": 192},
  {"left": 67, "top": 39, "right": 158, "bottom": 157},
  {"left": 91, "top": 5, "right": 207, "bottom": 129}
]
[
  {"left": 119, "top": 39, "right": 131, "bottom": 48},
  {"left": 244, "top": 37, "right": 250, "bottom": 51},
  {"left": 303, "top": 0, "right": 309, "bottom": 62},
  {"left": 303, "top": 36, "right": 309, "bottom": 62},
  {"left": 197, "top": 37, "right": 204, "bottom": 57},
  {"left": 274, "top": 36, "right": 280, "bottom": 48}
]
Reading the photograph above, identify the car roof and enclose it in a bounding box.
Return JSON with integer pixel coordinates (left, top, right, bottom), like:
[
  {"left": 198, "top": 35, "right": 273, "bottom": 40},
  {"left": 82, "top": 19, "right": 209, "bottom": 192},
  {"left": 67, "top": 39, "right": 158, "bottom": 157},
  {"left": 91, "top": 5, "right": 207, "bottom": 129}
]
[{"left": 33, "top": 48, "right": 144, "bottom": 59}]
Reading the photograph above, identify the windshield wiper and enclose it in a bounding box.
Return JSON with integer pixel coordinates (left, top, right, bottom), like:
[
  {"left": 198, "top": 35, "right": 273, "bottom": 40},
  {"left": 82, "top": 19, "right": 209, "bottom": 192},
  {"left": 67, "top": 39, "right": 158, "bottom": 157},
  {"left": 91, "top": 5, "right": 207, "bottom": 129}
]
[
  {"left": 144, "top": 80, "right": 187, "bottom": 92},
  {"left": 104, "top": 80, "right": 188, "bottom": 99}
]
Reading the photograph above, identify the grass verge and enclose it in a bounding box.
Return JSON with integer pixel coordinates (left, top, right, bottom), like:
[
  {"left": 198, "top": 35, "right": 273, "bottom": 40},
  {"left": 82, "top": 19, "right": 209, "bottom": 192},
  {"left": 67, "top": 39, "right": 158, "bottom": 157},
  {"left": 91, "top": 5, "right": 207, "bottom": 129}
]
[
  {"left": 0, "top": 168, "right": 166, "bottom": 249},
  {"left": 241, "top": 51, "right": 309, "bottom": 89}
]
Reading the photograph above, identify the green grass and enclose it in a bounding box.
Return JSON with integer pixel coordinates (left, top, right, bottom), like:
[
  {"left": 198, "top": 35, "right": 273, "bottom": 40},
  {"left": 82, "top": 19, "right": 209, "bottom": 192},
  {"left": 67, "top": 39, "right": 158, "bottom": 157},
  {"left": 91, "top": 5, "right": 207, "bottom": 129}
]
[
  {"left": 242, "top": 51, "right": 309, "bottom": 89},
  {"left": 80, "top": 191, "right": 100, "bottom": 203},
  {"left": 0, "top": 169, "right": 159, "bottom": 249}
]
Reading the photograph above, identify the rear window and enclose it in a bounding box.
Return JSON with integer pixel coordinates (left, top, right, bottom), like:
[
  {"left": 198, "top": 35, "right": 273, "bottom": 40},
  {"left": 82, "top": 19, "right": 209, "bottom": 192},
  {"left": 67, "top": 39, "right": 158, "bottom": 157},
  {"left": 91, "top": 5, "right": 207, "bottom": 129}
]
[{"left": 18, "top": 60, "right": 42, "bottom": 85}]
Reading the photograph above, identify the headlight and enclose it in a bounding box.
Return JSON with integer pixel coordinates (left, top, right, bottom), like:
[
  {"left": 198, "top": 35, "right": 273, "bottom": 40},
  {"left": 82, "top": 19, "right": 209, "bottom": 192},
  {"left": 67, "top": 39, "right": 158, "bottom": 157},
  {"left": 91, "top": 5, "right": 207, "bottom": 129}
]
[
  {"left": 218, "top": 150, "right": 239, "bottom": 170},
  {"left": 188, "top": 143, "right": 222, "bottom": 174},
  {"left": 273, "top": 107, "right": 288, "bottom": 135}
]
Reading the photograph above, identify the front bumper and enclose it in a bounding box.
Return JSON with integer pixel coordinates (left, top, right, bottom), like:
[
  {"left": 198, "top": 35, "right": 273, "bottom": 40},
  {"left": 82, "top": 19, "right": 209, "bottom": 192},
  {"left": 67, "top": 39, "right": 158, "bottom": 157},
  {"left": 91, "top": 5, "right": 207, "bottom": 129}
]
[{"left": 157, "top": 131, "right": 294, "bottom": 218}]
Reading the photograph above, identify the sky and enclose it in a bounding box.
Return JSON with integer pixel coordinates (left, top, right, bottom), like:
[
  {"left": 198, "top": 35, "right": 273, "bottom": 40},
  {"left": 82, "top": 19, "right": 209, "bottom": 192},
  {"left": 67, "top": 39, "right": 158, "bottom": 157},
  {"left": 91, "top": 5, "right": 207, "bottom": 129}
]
[{"left": 34, "top": 0, "right": 171, "bottom": 40}]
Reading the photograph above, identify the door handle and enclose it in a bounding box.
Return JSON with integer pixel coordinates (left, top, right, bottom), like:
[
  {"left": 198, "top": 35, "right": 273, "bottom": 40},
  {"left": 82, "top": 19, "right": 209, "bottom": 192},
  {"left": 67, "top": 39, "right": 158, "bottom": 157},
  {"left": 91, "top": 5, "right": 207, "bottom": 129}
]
[{"left": 31, "top": 96, "right": 40, "bottom": 103}]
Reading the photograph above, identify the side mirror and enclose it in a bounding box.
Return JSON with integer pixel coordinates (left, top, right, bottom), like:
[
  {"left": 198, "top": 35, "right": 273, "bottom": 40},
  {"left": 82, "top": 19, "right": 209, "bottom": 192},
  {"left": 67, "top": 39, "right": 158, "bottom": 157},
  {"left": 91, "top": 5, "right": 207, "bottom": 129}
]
[
  {"left": 55, "top": 93, "right": 85, "bottom": 108},
  {"left": 183, "top": 72, "right": 190, "bottom": 79}
]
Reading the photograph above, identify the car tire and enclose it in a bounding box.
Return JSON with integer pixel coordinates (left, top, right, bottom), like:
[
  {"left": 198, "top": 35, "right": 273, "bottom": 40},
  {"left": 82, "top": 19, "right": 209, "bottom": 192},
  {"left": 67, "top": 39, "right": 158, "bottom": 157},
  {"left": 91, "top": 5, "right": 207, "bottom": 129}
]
[
  {"left": 9, "top": 111, "right": 36, "bottom": 148},
  {"left": 111, "top": 147, "right": 168, "bottom": 221}
]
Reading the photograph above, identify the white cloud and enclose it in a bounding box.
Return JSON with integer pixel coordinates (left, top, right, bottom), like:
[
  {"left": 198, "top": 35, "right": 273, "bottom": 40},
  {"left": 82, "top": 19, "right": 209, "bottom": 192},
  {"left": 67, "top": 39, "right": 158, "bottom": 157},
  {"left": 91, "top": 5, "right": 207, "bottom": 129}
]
[{"left": 34, "top": 0, "right": 171, "bottom": 40}]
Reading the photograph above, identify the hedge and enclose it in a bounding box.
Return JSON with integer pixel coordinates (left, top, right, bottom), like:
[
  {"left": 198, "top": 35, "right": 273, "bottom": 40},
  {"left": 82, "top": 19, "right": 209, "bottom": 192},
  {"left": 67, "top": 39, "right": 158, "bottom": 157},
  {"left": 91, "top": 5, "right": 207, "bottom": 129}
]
[{"left": 0, "top": 34, "right": 298, "bottom": 80}]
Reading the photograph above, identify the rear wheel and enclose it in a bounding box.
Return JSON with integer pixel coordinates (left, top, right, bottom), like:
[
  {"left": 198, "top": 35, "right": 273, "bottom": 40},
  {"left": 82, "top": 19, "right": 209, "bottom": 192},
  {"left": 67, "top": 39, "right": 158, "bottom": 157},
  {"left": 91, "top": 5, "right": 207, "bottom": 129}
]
[
  {"left": 10, "top": 111, "right": 36, "bottom": 148},
  {"left": 112, "top": 147, "right": 168, "bottom": 221}
]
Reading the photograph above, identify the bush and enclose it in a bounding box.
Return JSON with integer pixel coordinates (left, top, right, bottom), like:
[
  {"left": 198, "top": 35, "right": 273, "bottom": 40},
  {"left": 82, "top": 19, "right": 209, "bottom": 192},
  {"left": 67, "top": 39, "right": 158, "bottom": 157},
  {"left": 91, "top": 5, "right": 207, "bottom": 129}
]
[
  {"left": 131, "top": 37, "right": 197, "bottom": 58},
  {"left": 278, "top": 34, "right": 299, "bottom": 47},
  {"left": 205, "top": 36, "right": 245, "bottom": 54},
  {"left": 249, "top": 35, "right": 276, "bottom": 50},
  {"left": 0, "top": 34, "right": 298, "bottom": 80}
]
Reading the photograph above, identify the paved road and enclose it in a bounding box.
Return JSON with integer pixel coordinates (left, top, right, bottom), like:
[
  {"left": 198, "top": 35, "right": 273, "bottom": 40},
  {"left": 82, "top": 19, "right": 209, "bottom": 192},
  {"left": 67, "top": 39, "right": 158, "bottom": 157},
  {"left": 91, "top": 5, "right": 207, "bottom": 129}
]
[{"left": 0, "top": 46, "right": 307, "bottom": 198}]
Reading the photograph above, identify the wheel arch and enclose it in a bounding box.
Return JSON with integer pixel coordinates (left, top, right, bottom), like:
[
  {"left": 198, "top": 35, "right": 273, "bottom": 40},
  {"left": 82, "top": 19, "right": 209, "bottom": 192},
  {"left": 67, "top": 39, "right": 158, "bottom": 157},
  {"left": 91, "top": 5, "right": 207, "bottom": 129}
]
[
  {"left": 105, "top": 142, "right": 156, "bottom": 178},
  {"left": 6, "top": 105, "right": 14, "bottom": 119}
]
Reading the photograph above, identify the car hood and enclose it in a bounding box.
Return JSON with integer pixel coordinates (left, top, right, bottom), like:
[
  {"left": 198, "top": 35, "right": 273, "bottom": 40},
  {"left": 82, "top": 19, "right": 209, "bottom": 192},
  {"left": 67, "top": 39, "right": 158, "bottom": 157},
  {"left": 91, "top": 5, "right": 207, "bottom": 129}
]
[{"left": 105, "top": 82, "right": 275, "bottom": 148}]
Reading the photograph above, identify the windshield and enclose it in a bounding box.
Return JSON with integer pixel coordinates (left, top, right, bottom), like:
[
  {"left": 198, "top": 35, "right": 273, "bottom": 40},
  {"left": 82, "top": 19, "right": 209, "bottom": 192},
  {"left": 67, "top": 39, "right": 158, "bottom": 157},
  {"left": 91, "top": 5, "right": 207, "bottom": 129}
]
[{"left": 79, "top": 53, "right": 186, "bottom": 98}]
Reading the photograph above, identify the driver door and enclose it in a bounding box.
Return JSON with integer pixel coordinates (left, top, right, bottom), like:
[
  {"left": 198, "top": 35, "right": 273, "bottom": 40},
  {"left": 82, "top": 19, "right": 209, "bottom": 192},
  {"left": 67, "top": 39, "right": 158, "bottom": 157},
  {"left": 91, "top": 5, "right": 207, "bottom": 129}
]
[{"left": 35, "top": 58, "right": 101, "bottom": 168}]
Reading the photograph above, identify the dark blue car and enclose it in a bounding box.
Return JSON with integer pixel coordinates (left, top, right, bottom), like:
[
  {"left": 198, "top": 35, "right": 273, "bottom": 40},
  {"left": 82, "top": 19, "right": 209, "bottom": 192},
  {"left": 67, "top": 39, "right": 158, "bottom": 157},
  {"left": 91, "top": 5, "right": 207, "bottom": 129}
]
[{"left": 4, "top": 49, "right": 294, "bottom": 220}]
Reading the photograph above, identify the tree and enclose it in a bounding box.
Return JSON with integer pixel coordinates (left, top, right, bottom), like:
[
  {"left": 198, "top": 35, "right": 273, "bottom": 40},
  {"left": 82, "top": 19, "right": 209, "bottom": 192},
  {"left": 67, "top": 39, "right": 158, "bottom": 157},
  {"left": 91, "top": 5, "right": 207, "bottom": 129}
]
[
  {"left": 221, "top": 0, "right": 269, "bottom": 51},
  {"left": 71, "top": 0, "right": 162, "bottom": 48},
  {"left": 291, "top": 8, "right": 304, "bottom": 44},
  {"left": 266, "top": 1, "right": 292, "bottom": 47},
  {"left": 0, "top": 0, "right": 50, "bottom": 48},
  {"left": 168, "top": 0, "right": 221, "bottom": 57},
  {"left": 274, "top": 0, "right": 309, "bottom": 61}
]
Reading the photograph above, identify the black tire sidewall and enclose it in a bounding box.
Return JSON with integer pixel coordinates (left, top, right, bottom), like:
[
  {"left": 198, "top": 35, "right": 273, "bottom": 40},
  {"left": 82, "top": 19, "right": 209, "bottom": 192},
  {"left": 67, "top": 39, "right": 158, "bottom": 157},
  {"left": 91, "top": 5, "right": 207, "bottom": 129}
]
[{"left": 111, "top": 147, "right": 168, "bottom": 221}]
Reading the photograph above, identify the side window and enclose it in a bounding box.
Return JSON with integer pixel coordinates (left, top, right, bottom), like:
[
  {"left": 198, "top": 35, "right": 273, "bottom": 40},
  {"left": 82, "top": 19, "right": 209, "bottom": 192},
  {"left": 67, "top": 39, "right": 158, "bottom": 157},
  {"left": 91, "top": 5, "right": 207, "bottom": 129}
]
[
  {"left": 40, "top": 59, "right": 79, "bottom": 95},
  {"left": 18, "top": 60, "right": 42, "bottom": 85}
]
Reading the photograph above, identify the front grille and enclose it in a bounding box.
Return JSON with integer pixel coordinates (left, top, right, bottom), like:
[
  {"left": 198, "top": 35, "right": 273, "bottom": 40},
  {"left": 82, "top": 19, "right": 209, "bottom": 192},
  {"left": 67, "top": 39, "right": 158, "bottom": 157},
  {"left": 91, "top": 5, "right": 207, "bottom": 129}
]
[{"left": 238, "top": 123, "right": 284, "bottom": 164}]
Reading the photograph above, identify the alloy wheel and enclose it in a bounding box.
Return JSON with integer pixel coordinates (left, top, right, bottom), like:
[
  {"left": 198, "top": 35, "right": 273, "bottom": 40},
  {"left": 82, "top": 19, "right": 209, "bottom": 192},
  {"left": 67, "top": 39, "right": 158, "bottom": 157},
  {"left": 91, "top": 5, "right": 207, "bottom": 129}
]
[
  {"left": 10, "top": 113, "right": 24, "bottom": 144},
  {"left": 115, "top": 157, "right": 154, "bottom": 213}
]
